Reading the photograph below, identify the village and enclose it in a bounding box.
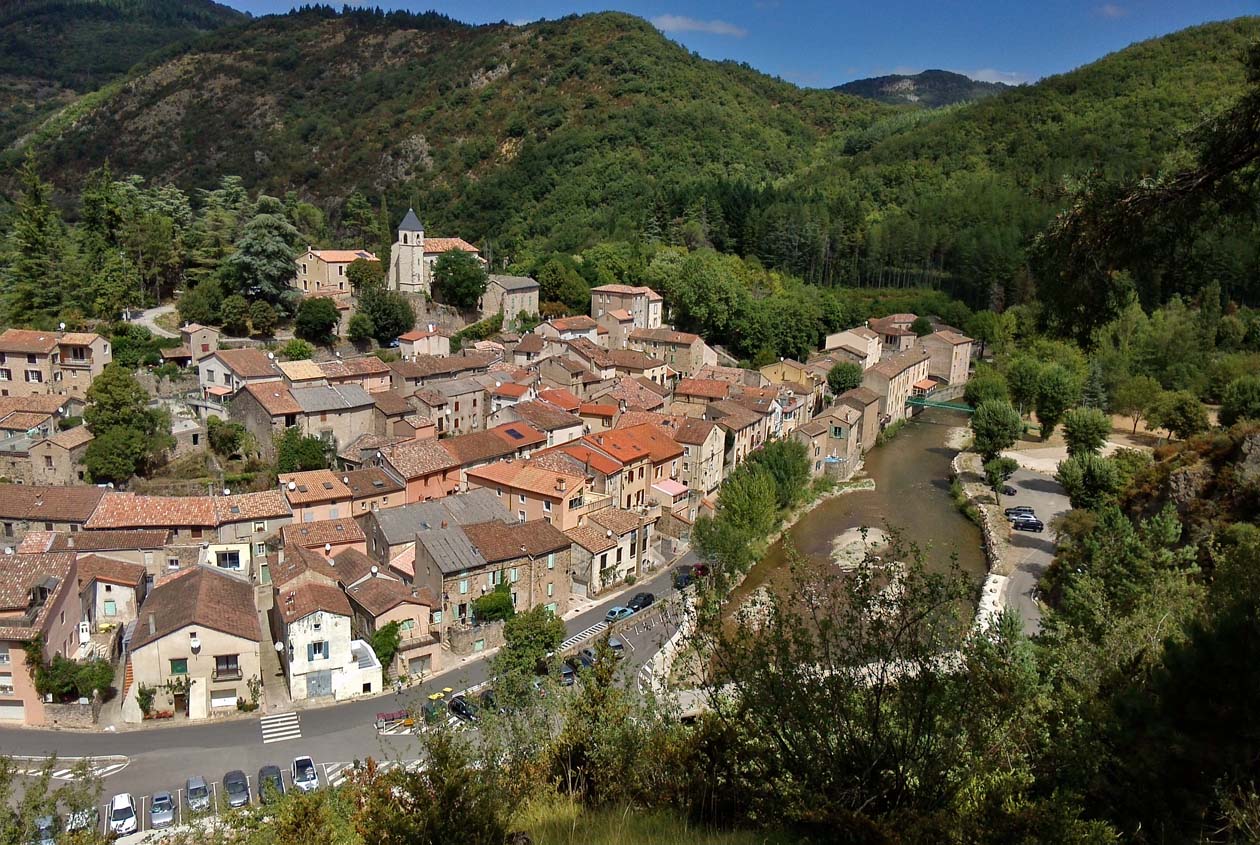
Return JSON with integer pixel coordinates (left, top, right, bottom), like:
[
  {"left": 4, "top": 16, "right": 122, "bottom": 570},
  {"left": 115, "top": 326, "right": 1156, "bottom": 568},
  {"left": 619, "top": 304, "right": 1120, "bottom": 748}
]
[{"left": 0, "top": 210, "right": 974, "bottom": 730}]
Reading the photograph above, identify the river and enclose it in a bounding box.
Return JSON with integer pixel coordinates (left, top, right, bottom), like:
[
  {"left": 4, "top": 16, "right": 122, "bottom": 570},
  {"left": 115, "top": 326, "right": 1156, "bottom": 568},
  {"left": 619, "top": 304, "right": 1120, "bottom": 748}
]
[{"left": 730, "top": 408, "right": 986, "bottom": 608}]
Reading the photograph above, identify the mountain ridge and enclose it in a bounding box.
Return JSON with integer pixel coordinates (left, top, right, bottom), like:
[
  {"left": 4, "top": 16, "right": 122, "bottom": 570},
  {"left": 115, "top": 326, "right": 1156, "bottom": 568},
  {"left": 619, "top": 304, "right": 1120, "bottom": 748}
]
[{"left": 835, "top": 69, "right": 1009, "bottom": 107}]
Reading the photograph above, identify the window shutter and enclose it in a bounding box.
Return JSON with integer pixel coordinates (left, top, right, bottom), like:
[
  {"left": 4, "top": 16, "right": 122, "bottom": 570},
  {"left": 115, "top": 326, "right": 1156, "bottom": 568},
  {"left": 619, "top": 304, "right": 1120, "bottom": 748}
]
[{"left": 307, "top": 643, "right": 314, "bottom": 661}]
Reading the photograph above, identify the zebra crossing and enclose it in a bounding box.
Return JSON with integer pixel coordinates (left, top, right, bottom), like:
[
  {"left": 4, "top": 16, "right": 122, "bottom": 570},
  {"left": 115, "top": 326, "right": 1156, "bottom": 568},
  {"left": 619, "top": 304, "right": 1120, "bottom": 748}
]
[
  {"left": 558, "top": 620, "right": 607, "bottom": 652},
  {"left": 323, "top": 760, "right": 423, "bottom": 788},
  {"left": 11, "top": 757, "right": 129, "bottom": 780},
  {"left": 259, "top": 711, "right": 302, "bottom": 744}
]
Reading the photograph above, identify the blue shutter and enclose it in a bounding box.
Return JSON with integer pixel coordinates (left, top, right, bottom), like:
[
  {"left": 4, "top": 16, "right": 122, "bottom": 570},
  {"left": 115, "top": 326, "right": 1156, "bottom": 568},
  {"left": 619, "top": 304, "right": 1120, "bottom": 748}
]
[{"left": 307, "top": 643, "right": 314, "bottom": 661}]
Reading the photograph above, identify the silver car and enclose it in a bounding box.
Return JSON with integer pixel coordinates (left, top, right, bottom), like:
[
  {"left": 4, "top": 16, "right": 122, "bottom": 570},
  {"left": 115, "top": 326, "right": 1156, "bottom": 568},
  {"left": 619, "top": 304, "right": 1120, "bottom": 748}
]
[
  {"left": 292, "top": 756, "right": 318, "bottom": 793},
  {"left": 150, "top": 791, "right": 176, "bottom": 829},
  {"left": 32, "top": 815, "right": 57, "bottom": 845},
  {"left": 186, "top": 775, "right": 211, "bottom": 812},
  {"left": 223, "top": 770, "right": 250, "bottom": 808}
]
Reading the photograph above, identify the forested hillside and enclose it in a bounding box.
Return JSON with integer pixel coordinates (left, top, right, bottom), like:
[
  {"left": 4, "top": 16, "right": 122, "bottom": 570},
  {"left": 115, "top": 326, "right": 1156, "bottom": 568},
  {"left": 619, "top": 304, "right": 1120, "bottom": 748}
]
[
  {"left": 5, "top": 9, "right": 1260, "bottom": 315},
  {"left": 835, "top": 69, "right": 1008, "bottom": 107},
  {"left": 0, "top": 0, "right": 245, "bottom": 148}
]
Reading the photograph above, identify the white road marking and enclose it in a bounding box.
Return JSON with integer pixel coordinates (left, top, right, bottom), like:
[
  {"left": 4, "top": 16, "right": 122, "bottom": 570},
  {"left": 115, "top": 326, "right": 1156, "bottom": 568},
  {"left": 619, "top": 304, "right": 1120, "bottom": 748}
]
[
  {"left": 559, "top": 620, "right": 607, "bottom": 651},
  {"left": 259, "top": 711, "right": 302, "bottom": 744}
]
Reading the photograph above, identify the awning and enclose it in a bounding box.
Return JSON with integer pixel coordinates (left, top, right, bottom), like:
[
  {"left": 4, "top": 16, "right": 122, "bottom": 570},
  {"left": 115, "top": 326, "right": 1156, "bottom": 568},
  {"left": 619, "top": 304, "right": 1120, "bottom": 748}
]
[
  {"left": 205, "top": 386, "right": 232, "bottom": 397},
  {"left": 652, "top": 479, "right": 688, "bottom": 498},
  {"left": 913, "top": 379, "right": 936, "bottom": 391}
]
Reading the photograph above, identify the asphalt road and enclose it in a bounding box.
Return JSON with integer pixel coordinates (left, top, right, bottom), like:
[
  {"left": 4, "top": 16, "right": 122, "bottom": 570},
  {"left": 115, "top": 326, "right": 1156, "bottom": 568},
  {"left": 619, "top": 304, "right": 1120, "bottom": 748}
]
[
  {"left": 999, "top": 468, "right": 1070, "bottom": 636},
  {"left": 2, "top": 554, "right": 691, "bottom": 813}
]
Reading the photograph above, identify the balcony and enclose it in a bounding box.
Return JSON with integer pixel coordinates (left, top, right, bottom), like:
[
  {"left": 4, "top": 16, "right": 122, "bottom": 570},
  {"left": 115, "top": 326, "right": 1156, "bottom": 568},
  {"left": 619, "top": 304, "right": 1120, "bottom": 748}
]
[
  {"left": 212, "top": 666, "right": 243, "bottom": 682},
  {"left": 60, "top": 356, "right": 93, "bottom": 370}
]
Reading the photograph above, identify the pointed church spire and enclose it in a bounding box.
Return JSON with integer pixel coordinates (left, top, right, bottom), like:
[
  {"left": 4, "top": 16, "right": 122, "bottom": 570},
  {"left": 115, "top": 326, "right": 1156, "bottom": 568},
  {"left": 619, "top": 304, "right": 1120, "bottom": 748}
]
[{"left": 398, "top": 208, "right": 423, "bottom": 232}]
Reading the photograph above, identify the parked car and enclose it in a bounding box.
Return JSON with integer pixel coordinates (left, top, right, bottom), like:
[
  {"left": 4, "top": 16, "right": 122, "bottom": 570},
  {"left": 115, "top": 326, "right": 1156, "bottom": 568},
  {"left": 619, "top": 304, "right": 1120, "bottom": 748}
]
[
  {"left": 1012, "top": 517, "right": 1045, "bottom": 533},
  {"left": 1002, "top": 485, "right": 1018, "bottom": 497},
  {"left": 1004, "top": 506, "right": 1035, "bottom": 519},
  {"left": 478, "top": 688, "right": 502, "bottom": 714},
  {"left": 559, "top": 661, "right": 576, "bottom": 686},
  {"left": 692, "top": 563, "right": 711, "bottom": 577},
  {"left": 448, "top": 694, "right": 478, "bottom": 723},
  {"left": 149, "top": 791, "right": 176, "bottom": 829},
  {"left": 32, "top": 815, "right": 57, "bottom": 845},
  {"left": 258, "top": 765, "right": 285, "bottom": 804},
  {"left": 422, "top": 699, "right": 446, "bottom": 725},
  {"left": 673, "top": 565, "right": 694, "bottom": 588},
  {"left": 627, "top": 592, "right": 655, "bottom": 611},
  {"left": 223, "top": 770, "right": 251, "bottom": 808},
  {"left": 573, "top": 650, "right": 597, "bottom": 669},
  {"left": 607, "top": 636, "right": 626, "bottom": 658},
  {"left": 107, "top": 794, "right": 138, "bottom": 836},
  {"left": 292, "top": 756, "right": 319, "bottom": 793},
  {"left": 186, "top": 775, "right": 211, "bottom": 812},
  {"left": 605, "top": 606, "right": 633, "bottom": 622}
]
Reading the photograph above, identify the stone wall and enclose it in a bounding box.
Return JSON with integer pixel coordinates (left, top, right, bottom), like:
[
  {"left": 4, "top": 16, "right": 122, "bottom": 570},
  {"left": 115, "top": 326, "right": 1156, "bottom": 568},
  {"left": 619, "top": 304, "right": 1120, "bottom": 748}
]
[
  {"left": 43, "top": 698, "right": 101, "bottom": 729},
  {"left": 444, "top": 619, "right": 505, "bottom": 656},
  {"left": 135, "top": 370, "right": 199, "bottom": 398},
  {"left": 951, "top": 450, "right": 1016, "bottom": 633}
]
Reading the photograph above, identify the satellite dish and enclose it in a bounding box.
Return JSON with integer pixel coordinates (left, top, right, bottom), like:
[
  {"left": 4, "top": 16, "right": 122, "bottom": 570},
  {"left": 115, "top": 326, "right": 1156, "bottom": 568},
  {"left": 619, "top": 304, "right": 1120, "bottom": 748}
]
[
  {"left": 268, "top": 352, "right": 276, "bottom": 360},
  {"left": 324, "top": 543, "right": 332, "bottom": 553},
  {"left": 342, "top": 476, "right": 349, "bottom": 485},
  {"left": 370, "top": 565, "right": 378, "bottom": 576},
  {"left": 222, "top": 488, "right": 230, "bottom": 496},
  {"left": 58, "top": 322, "right": 66, "bottom": 331},
  {"left": 287, "top": 481, "right": 297, "bottom": 491}
]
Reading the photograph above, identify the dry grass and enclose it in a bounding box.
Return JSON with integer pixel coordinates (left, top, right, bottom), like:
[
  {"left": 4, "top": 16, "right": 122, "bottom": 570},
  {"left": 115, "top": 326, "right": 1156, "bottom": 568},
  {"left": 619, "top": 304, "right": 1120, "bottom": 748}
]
[{"left": 515, "top": 796, "right": 794, "bottom": 845}]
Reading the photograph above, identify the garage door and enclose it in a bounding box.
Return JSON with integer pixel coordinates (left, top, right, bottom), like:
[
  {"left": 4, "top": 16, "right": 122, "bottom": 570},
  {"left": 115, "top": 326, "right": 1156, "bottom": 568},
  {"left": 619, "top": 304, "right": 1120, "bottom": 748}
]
[
  {"left": 307, "top": 670, "right": 332, "bottom": 698},
  {"left": 210, "top": 688, "right": 238, "bottom": 709},
  {"left": 0, "top": 700, "right": 25, "bottom": 721},
  {"left": 408, "top": 655, "right": 431, "bottom": 677}
]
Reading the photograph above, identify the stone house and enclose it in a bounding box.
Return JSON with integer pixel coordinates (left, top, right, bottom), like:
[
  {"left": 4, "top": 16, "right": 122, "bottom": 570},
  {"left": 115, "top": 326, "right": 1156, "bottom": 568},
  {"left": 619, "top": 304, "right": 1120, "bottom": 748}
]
[
  {"left": 431, "top": 377, "right": 487, "bottom": 434},
  {"left": 344, "top": 467, "right": 405, "bottom": 516},
  {"left": 480, "top": 275, "right": 540, "bottom": 326},
  {"left": 0, "top": 552, "right": 82, "bottom": 725},
  {"left": 511, "top": 333, "right": 546, "bottom": 366},
  {"left": 46, "top": 529, "right": 169, "bottom": 586},
  {"left": 489, "top": 400, "right": 585, "bottom": 448},
  {"left": 578, "top": 402, "right": 616, "bottom": 431},
  {"left": 538, "top": 356, "right": 603, "bottom": 398},
  {"left": 579, "top": 429, "right": 654, "bottom": 510},
  {"left": 273, "top": 579, "right": 379, "bottom": 701},
  {"left": 360, "top": 490, "right": 508, "bottom": 577},
  {"left": 198, "top": 348, "right": 281, "bottom": 399},
  {"left": 376, "top": 439, "right": 461, "bottom": 503},
  {"left": 291, "top": 384, "right": 375, "bottom": 452},
  {"left": 590, "top": 376, "right": 668, "bottom": 413},
  {"left": 212, "top": 490, "right": 293, "bottom": 580},
  {"left": 0, "top": 485, "right": 105, "bottom": 545},
  {"left": 671, "top": 378, "right": 731, "bottom": 417},
  {"left": 596, "top": 310, "right": 636, "bottom": 349},
  {"left": 398, "top": 326, "right": 452, "bottom": 360},
  {"left": 29, "top": 426, "right": 93, "bottom": 485},
  {"left": 345, "top": 578, "right": 440, "bottom": 679},
  {"left": 823, "top": 326, "right": 882, "bottom": 369},
  {"left": 77, "top": 554, "right": 147, "bottom": 634},
  {"left": 317, "top": 357, "right": 392, "bottom": 393},
  {"left": 869, "top": 315, "right": 919, "bottom": 354},
  {"left": 589, "top": 285, "right": 664, "bottom": 331},
  {"left": 705, "top": 400, "right": 763, "bottom": 471},
  {"left": 674, "top": 418, "right": 725, "bottom": 515},
  {"left": 793, "top": 403, "right": 864, "bottom": 481},
  {"left": 280, "top": 517, "right": 367, "bottom": 559},
  {"left": 279, "top": 469, "right": 353, "bottom": 523},
  {"left": 0, "top": 329, "right": 111, "bottom": 400},
  {"left": 628, "top": 328, "right": 713, "bottom": 376},
  {"left": 124, "top": 566, "right": 261, "bottom": 722},
  {"left": 921, "top": 330, "right": 974, "bottom": 386},
  {"left": 861, "top": 347, "right": 932, "bottom": 426},
  {"left": 387, "top": 353, "right": 496, "bottom": 392},
  {"left": 465, "top": 458, "right": 604, "bottom": 531},
  {"left": 489, "top": 381, "right": 533, "bottom": 413},
  {"left": 385, "top": 209, "right": 482, "bottom": 296},
  {"left": 536, "top": 316, "right": 600, "bottom": 343},
  {"left": 292, "top": 248, "right": 378, "bottom": 294},
  {"left": 840, "top": 387, "right": 883, "bottom": 453}
]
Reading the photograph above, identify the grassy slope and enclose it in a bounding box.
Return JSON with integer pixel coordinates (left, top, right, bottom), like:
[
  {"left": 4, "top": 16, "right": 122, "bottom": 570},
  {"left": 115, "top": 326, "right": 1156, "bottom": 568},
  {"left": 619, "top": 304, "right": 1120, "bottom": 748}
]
[
  {"left": 15, "top": 10, "right": 879, "bottom": 249},
  {"left": 517, "top": 796, "right": 797, "bottom": 845}
]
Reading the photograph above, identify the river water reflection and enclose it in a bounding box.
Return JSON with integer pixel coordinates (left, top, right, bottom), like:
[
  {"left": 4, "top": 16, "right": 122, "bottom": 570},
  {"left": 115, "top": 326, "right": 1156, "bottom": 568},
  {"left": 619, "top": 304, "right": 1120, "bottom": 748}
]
[{"left": 730, "top": 408, "right": 986, "bottom": 609}]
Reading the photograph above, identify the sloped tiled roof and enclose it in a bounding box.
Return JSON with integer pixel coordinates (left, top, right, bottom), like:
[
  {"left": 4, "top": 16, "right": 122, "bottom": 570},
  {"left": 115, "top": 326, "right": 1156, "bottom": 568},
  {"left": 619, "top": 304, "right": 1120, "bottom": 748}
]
[
  {"left": 593, "top": 377, "right": 666, "bottom": 411},
  {"left": 467, "top": 459, "right": 583, "bottom": 498},
  {"left": 45, "top": 426, "right": 93, "bottom": 450},
  {"left": 590, "top": 284, "right": 663, "bottom": 301},
  {"left": 281, "top": 517, "right": 365, "bottom": 550},
  {"left": 311, "top": 249, "right": 377, "bottom": 264},
  {"left": 0, "top": 329, "right": 58, "bottom": 354},
  {"left": 549, "top": 315, "right": 598, "bottom": 332},
  {"left": 508, "top": 400, "right": 582, "bottom": 432},
  {"left": 514, "top": 334, "right": 545, "bottom": 354},
  {"left": 537, "top": 388, "right": 581, "bottom": 412},
  {"left": 629, "top": 327, "right": 700, "bottom": 345},
  {"left": 488, "top": 274, "right": 539, "bottom": 292},
  {"left": 380, "top": 439, "right": 460, "bottom": 478},
  {"left": 674, "top": 417, "right": 718, "bottom": 445},
  {"left": 566, "top": 524, "right": 617, "bottom": 554},
  {"left": 589, "top": 507, "right": 651, "bottom": 535},
  {"left": 292, "top": 383, "right": 373, "bottom": 413},
  {"left": 276, "top": 359, "right": 326, "bottom": 382},
  {"left": 463, "top": 519, "right": 570, "bottom": 562},
  {"left": 676, "top": 378, "right": 730, "bottom": 400},
  {"left": 346, "top": 578, "right": 435, "bottom": 617},
  {"left": 131, "top": 567, "right": 260, "bottom": 650},
  {"left": 242, "top": 382, "right": 303, "bottom": 416},
  {"left": 49, "top": 529, "right": 169, "bottom": 552},
  {"left": 422, "top": 237, "right": 479, "bottom": 255},
  {"left": 0, "top": 484, "right": 105, "bottom": 523},
  {"left": 270, "top": 543, "right": 339, "bottom": 588},
  {"left": 343, "top": 468, "right": 404, "bottom": 499},
  {"left": 85, "top": 493, "right": 216, "bottom": 529},
  {"left": 215, "top": 348, "right": 280, "bottom": 379},
  {"left": 76, "top": 554, "right": 146, "bottom": 589},
  {"left": 279, "top": 470, "right": 351, "bottom": 505},
  {"left": 276, "top": 581, "right": 352, "bottom": 624},
  {"left": 440, "top": 430, "right": 522, "bottom": 466},
  {"left": 370, "top": 389, "right": 413, "bottom": 416},
  {"left": 329, "top": 547, "right": 381, "bottom": 584},
  {"left": 214, "top": 490, "right": 291, "bottom": 523}
]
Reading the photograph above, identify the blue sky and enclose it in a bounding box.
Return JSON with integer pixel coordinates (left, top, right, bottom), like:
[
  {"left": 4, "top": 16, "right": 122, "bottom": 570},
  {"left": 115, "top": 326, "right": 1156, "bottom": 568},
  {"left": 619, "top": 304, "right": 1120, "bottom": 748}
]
[{"left": 216, "top": 0, "right": 1260, "bottom": 87}]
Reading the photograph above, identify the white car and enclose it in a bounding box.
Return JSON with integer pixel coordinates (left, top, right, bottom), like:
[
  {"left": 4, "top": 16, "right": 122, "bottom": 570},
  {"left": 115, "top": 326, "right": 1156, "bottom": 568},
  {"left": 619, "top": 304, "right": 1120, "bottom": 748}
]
[
  {"left": 108, "top": 793, "right": 138, "bottom": 836},
  {"left": 292, "top": 756, "right": 319, "bottom": 793}
]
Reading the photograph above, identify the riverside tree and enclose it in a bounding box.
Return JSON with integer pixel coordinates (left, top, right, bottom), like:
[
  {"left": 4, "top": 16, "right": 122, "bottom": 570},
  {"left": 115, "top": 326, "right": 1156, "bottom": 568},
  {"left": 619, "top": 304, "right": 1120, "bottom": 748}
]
[{"left": 970, "top": 399, "right": 1023, "bottom": 461}]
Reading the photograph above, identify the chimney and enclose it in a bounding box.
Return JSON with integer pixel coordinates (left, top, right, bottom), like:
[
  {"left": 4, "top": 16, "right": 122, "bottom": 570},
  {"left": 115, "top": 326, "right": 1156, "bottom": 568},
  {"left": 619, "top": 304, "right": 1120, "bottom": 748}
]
[
  {"left": 148, "top": 613, "right": 155, "bottom": 636},
  {"left": 557, "top": 478, "right": 566, "bottom": 493},
  {"left": 441, "top": 520, "right": 448, "bottom": 529},
  {"left": 66, "top": 537, "right": 74, "bottom": 549}
]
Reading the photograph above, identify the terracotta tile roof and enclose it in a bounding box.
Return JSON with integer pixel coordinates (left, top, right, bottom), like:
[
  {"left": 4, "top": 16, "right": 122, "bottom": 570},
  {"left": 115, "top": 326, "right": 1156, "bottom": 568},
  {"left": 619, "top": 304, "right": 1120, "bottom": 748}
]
[
  {"left": 676, "top": 378, "right": 730, "bottom": 400},
  {"left": 215, "top": 348, "right": 280, "bottom": 379},
  {"left": 537, "top": 388, "right": 581, "bottom": 412},
  {"left": 311, "top": 249, "right": 378, "bottom": 264},
  {"left": 867, "top": 347, "right": 930, "bottom": 379},
  {"left": 344, "top": 468, "right": 404, "bottom": 499},
  {"left": 634, "top": 377, "right": 670, "bottom": 397},
  {"left": 674, "top": 418, "right": 718, "bottom": 445},
  {"left": 608, "top": 349, "right": 665, "bottom": 371},
  {"left": 514, "top": 334, "right": 545, "bottom": 354},
  {"left": 0, "top": 396, "right": 75, "bottom": 417},
  {"left": 566, "top": 524, "right": 617, "bottom": 554},
  {"left": 590, "top": 284, "right": 663, "bottom": 301},
  {"left": 0, "top": 552, "right": 76, "bottom": 639},
  {"left": 370, "top": 389, "right": 412, "bottom": 416},
  {"left": 549, "top": 315, "right": 598, "bottom": 332},
  {"left": 487, "top": 274, "right": 539, "bottom": 292},
  {"left": 604, "top": 309, "right": 633, "bottom": 322},
  {"left": 130, "top": 566, "right": 260, "bottom": 650},
  {"left": 706, "top": 400, "right": 761, "bottom": 432},
  {"left": 45, "top": 426, "right": 93, "bottom": 450},
  {"left": 270, "top": 543, "right": 339, "bottom": 588},
  {"left": 796, "top": 419, "right": 829, "bottom": 437},
  {"left": 0, "top": 328, "right": 58, "bottom": 354},
  {"left": 390, "top": 353, "right": 495, "bottom": 380},
  {"left": 840, "top": 386, "right": 881, "bottom": 407},
  {"left": 549, "top": 442, "right": 623, "bottom": 476},
  {"left": 380, "top": 439, "right": 460, "bottom": 478},
  {"left": 507, "top": 400, "right": 582, "bottom": 432},
  {"left": 0, "top": 485, "right": 104, "bottom": 523},
  {"left": 0, "top": 411, "right": 52, "bottom": 431},
  {"left": 589, "top": 507, "right": 651, "bottom": 536},
  {"left": 329, "top": 547, "right": 381, "bottom": 584},
  {"left": 319, "top": 356, "right": 391, "bottom": 379},
  {"left": 593, "top": 377, "right": 665, "bottom": 411},
  {"left": 57, "top": 332, "right": 101, "bottom": 347},
  {"left": 579, "top": 403, "right": 617, "bottom": 418},
  {"left": 16, "top": 532, "right": 54, "bottom": 553},
  {"left": 399, "top": 326, "right": 452, "bottom": 341},
  {"left": 85, "top": 493, "right": 217, "bottom": 529},
  {"left": 276, "top": 581, "right": 352, "bottom": 624},
  {"left": 214, "top": 490, "right": 291, "bottom": 523},
  {"left": 927, "top": 330, "right": 973, "bottom": 346},
  {"left": 583, "top": 430, "right": 649, "bottom": 463},
  {"left": 339, "top": 432, "right": 408, "bottom": 465},
  {"left": 548, "top": 356, "right": 588, "bottom": 376},
  {"left": 615, "top": 411, "right": 677, "bottom": 432},
  {"left": 618, "top": 423, "right": 684, "bottom": 463},
  {"left": 463, "top": 519, "right": 571, "bottom": 562},
  {"left": 629, "top": 327, "right": 699, "bottom": 345},
  {"left": 346, "top": 577, "right": 434, "bottom": 617},
  {"left": 76, "top": 554, "right": 146, "bottom": 589},
  {"left": 422, "top": 237, "right": 479, "bottom": 255},
  {"left": 49, "top": 529, "right": 169, "bottom": 552},
  {"left": 491, "top": 382, "right": 529, "bottom": 398},
  {"left": 467, "top": 459, "right": 583, "bottom": 498},
  {"left": 440, "top": 429, "right": 523, "bottom": 466},
  {"left": 276, "top": 359, "right": 325, "bottom": 382},
  {"left": 281, "top": 517, "right": 365, "bottom": 550},
  {"left": 279, "top": 470, "right": 351, "bottom": 505}
]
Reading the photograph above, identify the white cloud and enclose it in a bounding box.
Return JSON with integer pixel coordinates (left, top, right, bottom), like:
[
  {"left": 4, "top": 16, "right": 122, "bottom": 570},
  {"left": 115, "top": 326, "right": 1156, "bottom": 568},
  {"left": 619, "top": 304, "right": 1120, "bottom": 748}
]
[
  {"left": 1097, "top": 3, "right": 1127, "bottom": 18},
  {"left": 651, "top": 14, "right": 748, "bottom": 38}
]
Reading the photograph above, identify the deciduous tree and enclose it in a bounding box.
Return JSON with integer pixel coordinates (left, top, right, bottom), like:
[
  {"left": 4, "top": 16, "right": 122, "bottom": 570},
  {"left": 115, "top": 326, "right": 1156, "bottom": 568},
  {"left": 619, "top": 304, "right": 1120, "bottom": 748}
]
[
  {"left": 1062, "top": 407, "right": 1111, "bottom": 457},
  {"left": 970, "top": 400, "right": 1023, "bottom": 461},
  {"left": 827, "top": 362, "right": 863, "bottom": 395},
  {"left": 433, "top": 249, "right": 487, "bottom": 310},
  {"left": 294, "top": 297, "right": 340, "bottom": 344},
  {"left": 1219, "top": 375, "right": 1260, "bottom": 426}
]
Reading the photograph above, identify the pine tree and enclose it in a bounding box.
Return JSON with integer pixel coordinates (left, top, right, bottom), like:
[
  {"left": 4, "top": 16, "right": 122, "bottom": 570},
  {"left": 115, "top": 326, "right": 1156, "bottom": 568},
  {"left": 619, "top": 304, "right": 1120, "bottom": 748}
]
[{"left": 3, "top": 156, "right": 68, "bottom": 324}]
